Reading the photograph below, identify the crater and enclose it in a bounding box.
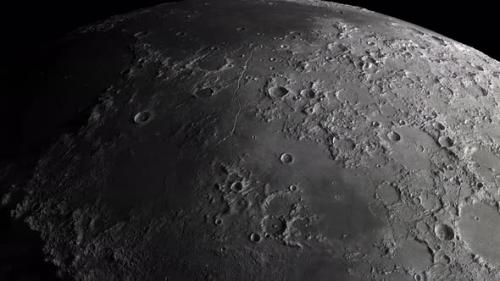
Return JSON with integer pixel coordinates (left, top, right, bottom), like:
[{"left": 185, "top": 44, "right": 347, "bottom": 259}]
[
  {"left": 249, "top": 232, "right": 262, "bottom": 243},
  {"left": 268, "top": 86, "right": 289, "bottom": 99},
  {"left": 195, "top": 87, "right": 215, "bottom": 98},
  {"left": 280, "top": 153, "right": 294, "bottom": 164},
  {"left": 214, "top": 216, "right": 223, "bottom": 226},
  {"left": 133, "top": 110, "right": 153, "bottom": 125},
  {"left": 434, "top": 223, "right": 454, "bottom": 241},
  {"left": 230, "top": 181, "right": 244, "bottom": 192},
  {"left": 262, "top": 215, "right": 287, "bottom": 237},
  {"left": 300, "top": 88, "right": 316, "bottom": 99},
  {"left": 438, "top": 136, "right": 453, "bottom": 148},
  {"left": 433, "top": 122, "right": 445, "bottom": 131},
  {"left": 387, "top": 131, "right": 401, "bottom": 142}
]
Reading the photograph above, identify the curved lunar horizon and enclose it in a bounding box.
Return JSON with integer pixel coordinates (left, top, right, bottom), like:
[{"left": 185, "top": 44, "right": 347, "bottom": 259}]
[{"left": 2, "top": 0, "right": 500, "bottom": 280}]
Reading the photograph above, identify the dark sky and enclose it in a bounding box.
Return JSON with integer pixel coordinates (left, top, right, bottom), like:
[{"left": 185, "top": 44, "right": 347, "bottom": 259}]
[{"left": 0, "top": 0, "right": 497, "bottom": 60}]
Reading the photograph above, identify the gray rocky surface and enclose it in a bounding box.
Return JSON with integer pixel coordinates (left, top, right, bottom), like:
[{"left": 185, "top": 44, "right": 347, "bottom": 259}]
[{"left": 3, "top": 0, "right": 500, "bottom": 280}]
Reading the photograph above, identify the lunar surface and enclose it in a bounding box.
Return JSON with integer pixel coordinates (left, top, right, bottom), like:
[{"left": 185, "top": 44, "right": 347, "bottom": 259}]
[{"left": 3, "top": 0, "right": 500, "bottom": 280}]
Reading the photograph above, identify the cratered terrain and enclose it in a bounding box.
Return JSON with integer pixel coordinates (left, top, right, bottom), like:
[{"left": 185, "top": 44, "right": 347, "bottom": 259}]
[{"left": 2, "top": 0, "right": 500, "bottom": 280}]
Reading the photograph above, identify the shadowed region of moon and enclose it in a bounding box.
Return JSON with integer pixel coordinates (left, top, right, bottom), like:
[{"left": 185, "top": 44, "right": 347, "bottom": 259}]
[{"left": 2, "top": 0, "right": 500, "bottom": 280}]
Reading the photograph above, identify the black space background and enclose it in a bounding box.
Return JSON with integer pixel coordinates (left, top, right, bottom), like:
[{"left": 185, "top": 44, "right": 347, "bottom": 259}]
[{"left": 0, "top": 1, "right": 497, "bottom": 281}]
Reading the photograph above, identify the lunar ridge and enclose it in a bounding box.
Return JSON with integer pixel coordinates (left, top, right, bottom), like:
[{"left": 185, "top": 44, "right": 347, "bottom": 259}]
[{"left": 2, "top": 0, "right": 500, "bottom": 280}]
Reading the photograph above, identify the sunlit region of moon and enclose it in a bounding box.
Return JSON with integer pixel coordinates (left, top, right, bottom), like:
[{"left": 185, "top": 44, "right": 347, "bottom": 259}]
[{"left": 2, "top": 0, "right": 500, "bottom": 280}]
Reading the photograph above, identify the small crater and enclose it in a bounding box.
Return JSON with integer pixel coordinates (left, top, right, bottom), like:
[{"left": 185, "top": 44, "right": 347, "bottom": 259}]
[
  {"left": 214, "top": 217, "right": 223, "bottom": 226},
  {"left": 249, "top": 232, "right": 262, "bottom": 243},
  {"left": 433, "top": 122, "right": 445, "bottom": 130},
  {"left": 387, "top": 131, "right": 401, "bottom": 142},
  {"left": 133, "top": 110, "right": 153, "bottom": 125},
  {"left": 195, "top": 87, "right": 214, "bottom": 98},
  {"left": 438, "top": 136, "right": 453, "bottom": 148},
  {"left": 475, "top": 65, "right": 484, "bottom": 71},
  {"left": 280, "top": 153, "right": 294, "bottom": 164},
  {"left": 230, "top": 181, "right": 244, "bottom": 192},
  {"left": 289, "top": 185, "right": 298, "bottom": 192},
  {"left": 268, "top": 86, "right": 289, "bottom": 99},
  {"left": 300, "top": 89, "right": 316, "bottom": 99},
  {"left": 434, "top": 223, "right": 454, "bottom": 240}
]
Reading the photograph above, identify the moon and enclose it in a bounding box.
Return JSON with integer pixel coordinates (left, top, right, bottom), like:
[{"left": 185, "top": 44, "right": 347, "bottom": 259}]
[{"left": 3, "top": 0, "right": 500, "bottom": 280}]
